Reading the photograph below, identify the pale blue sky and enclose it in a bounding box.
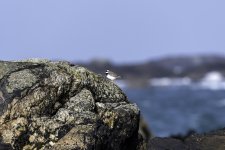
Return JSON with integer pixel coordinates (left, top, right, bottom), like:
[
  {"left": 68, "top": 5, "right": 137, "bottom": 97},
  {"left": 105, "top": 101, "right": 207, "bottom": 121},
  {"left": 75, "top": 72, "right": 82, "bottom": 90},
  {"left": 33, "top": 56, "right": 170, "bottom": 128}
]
[{"left": 0, "top": 0, "right": 225, "bottom": 63}]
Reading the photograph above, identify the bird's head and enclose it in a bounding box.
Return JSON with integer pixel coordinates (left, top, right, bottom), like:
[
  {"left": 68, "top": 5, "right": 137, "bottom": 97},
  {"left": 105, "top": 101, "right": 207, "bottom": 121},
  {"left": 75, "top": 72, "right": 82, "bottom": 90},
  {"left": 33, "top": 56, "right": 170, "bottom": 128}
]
[{"left": 105, "top": 70, "right": 109, "bottom": 75}]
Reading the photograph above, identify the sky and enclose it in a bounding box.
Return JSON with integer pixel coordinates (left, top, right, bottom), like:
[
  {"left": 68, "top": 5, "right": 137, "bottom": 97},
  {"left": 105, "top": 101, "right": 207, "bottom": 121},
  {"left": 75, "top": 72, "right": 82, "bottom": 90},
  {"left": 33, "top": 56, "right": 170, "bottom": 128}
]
[{"left": 0, "top": 0, "right": 225, "bottom": 63}]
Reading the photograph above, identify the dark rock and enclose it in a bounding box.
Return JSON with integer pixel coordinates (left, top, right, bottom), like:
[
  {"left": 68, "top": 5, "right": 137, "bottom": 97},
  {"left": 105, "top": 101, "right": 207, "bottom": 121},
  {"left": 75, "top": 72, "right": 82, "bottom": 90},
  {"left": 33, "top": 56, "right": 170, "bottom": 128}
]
[
  {"left": 149, "top": 128, "right": 225, "bottom": 150},
  {"left": 0, "top": 143, "right": 13, "bottom": 150},
  {"left": 139, "top": 117, "right": 152, "bottom": 142},
  {"left": 149, "top": 137, "right": 188, "bottom": 150},
  {"left": 0, "top": 59, "right": 145, "bottom": 150}
]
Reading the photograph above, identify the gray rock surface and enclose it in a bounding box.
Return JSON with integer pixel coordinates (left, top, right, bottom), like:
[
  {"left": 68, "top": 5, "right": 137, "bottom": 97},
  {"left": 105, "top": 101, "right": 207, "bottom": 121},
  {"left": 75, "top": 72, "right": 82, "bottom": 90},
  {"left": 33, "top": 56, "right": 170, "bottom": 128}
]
[{"left": 0, "top": 60, "right": 145, "bottom": 150}]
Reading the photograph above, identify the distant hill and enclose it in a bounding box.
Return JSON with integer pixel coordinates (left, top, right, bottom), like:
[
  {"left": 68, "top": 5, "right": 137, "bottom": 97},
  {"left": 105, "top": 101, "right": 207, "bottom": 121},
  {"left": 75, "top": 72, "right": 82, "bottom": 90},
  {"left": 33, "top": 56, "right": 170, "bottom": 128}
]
[{"left": 75, "top": 55, "right": 225, "bottom": 81}]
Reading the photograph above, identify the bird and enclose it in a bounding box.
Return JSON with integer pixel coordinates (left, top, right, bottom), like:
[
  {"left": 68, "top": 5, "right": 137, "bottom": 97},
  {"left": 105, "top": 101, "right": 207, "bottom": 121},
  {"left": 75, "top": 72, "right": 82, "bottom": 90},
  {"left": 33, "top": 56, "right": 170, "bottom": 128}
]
[{"left": 105, "top": 70, "right": 121, "bottom": 80}]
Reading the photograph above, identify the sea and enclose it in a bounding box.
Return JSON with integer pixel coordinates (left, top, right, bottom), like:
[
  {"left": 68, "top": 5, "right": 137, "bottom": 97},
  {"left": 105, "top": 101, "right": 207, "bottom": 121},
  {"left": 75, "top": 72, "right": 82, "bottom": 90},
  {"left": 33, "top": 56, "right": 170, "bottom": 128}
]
[{"left": 118, "top": 72, "right": 225, "bottom": 137}]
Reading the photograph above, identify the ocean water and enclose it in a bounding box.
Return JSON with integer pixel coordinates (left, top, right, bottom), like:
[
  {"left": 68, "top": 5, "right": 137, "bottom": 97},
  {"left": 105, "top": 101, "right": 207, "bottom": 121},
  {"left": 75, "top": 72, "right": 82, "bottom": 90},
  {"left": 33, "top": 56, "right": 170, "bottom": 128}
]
[{"left": 123, "top": 86, "right": 225, "bottom": 137}]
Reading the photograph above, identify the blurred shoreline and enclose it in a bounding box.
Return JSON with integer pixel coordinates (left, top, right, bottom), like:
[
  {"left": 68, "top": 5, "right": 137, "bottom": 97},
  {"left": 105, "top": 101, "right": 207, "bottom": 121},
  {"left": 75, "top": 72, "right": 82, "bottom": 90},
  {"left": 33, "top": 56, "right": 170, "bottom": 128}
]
[{"left": 75, "top": 55, "right": 225, "bottom": 89}]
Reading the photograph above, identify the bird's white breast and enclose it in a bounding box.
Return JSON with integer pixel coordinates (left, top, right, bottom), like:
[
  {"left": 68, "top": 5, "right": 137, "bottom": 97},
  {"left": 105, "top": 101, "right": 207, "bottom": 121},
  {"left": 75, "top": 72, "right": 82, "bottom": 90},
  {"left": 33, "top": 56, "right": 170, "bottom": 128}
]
[{"left": 106, "top": 74, "right": 116, "bottom": 80}]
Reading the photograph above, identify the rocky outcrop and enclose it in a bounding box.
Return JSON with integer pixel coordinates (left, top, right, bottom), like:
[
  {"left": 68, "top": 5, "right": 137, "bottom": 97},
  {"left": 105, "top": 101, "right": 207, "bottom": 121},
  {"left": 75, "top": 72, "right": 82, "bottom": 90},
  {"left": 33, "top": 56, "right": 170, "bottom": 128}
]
[
  {"left": 0, "top": 59, "right": 145, "bottom": 150},
  {"left": 149, "top": 128, "right": 225, "bottom": 150}
]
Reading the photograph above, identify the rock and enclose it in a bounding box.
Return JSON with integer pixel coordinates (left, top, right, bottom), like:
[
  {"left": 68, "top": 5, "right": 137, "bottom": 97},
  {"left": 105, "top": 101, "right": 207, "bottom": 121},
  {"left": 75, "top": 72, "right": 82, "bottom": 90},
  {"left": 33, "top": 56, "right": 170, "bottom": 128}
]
[
  {"left": 149, "top": 128, "right": 225, "bottom": 150},
  {"left": 0, "top": 60, "right": 145, "bottom": 150},
  {"left": 0, "top": 143, "right": 13, "bottom": 150},
  {"left": 139, "top": 117, "right": 152, "bottom": 141}
]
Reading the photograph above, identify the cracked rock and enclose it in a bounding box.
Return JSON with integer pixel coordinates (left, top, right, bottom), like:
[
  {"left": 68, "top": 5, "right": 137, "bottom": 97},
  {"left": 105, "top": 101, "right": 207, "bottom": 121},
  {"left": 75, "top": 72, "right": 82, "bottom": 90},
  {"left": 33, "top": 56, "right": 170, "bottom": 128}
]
[{"left": 0, "top": 60, "right": 145, "bottom": 150}]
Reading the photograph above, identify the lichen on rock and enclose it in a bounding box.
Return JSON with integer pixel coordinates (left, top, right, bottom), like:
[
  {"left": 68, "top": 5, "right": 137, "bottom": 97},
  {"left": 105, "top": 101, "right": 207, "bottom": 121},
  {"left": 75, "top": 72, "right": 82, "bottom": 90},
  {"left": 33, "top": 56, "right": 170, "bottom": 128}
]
[{"left": 0, "top": 59, "right": 144, "bottom": 150}]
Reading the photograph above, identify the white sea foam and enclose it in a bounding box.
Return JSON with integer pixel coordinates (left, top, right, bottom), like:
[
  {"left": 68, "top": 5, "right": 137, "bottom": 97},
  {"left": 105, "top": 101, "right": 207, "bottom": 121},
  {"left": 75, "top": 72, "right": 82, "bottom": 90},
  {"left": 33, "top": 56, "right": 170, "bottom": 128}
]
[
  {"left": 117, "top": 71, "right": 225, "bottom": 90},
  {"left": 202, "top": 71, "right": 224, "bottom": 82},
  {"left": 149, "top": 77, "right": 192, "bottom": 86},
  {"left": 198, "top": 71, "right": 225, "bottom": 90}
]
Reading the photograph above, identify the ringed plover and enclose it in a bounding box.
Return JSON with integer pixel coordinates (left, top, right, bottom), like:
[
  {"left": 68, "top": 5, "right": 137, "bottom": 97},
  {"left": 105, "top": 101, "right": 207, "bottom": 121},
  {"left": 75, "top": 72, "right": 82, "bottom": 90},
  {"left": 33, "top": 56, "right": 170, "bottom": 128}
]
[{"left": 105, "top": 70, "right": 121, "bottom": 80}]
